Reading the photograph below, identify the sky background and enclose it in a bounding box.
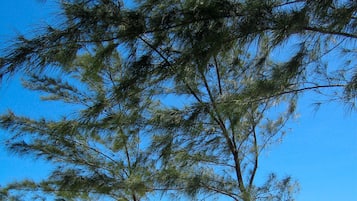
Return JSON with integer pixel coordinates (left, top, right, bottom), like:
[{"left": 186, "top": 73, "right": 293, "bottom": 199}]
[{"left": 0, "top": 1, "right": 356, "bottom": 201}]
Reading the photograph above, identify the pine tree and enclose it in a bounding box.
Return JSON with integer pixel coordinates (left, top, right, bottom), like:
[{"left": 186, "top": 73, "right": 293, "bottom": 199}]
[{"left": 0, "top": 0, "right": 356, "bottom": 200}]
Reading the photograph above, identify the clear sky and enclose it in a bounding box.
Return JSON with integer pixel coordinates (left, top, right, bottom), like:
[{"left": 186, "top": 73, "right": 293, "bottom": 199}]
[{"left": 0, "top": 1, "right": 356, "bottom": 201}]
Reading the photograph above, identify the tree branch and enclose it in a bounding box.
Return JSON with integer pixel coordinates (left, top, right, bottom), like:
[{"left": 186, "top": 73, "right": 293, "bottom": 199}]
[
  {"left": 199, "top": 182, "right": 239, "bottom": 201},
  {"left": 200, "top": 69, "right": 245, "bottom": 192},
  {"left": 248, "top": 125, "right": 259, "bottom": 189},
  {"left": 214, "top": 56, "right": 223, "bottom": 95},
  {"left": 304, "top": 26, "right": 357, "bottom": 39},
  {"left": 138, "top": 35, "right": 204, "bottom": 104}
]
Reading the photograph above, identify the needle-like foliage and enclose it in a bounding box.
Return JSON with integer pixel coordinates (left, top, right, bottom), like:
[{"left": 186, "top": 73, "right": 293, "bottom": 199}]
[{"left": 0, "top": 0, "right": 356, "bottom": 201}]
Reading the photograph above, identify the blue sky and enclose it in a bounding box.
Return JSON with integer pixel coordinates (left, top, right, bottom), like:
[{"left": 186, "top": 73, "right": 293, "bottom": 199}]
[{"left": 0, "top": 1, "right": 356, "bottom": 201}]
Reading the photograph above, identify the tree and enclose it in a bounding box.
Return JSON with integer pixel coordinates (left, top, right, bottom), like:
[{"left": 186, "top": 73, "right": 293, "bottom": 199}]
[{"left": 0, "top": 0, "right": 356, "bottom": 200}]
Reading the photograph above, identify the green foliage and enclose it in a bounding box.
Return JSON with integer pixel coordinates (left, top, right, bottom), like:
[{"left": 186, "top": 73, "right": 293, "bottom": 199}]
[
  {"left": 1, "top": 48, "right": 157, "bottom": 201},
  {"left": 0, "top": 0, "right": 356, "bottom": 201}
]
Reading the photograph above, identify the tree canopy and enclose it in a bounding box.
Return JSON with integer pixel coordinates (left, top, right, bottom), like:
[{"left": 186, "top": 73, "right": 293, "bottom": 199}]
[{"left": 0, "top": 0, "right": 356, "bottom": 201}]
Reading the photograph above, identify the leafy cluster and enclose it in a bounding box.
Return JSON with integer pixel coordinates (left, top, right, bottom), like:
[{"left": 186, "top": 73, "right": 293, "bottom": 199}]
[{"left": 0, "top": 0, "right": 356, "bottom": 201}]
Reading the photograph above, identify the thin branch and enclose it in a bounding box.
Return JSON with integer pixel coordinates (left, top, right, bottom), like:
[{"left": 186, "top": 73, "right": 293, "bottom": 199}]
[
  {"left": 248, "top": 124, "right": 258, "bottom": 189},
  {"left": 199, "top": 182, "right": 239, "bottom": 201},
  {"left": 137, "top": 35, "right": 171, "bottom": 66},
  {"left": 228, "top": 116, "right": 238, "bottom": 152},
  {"left": 200, "top": 71, "right": 233, "bottom": 153},
  {"left": 214, "top": 56, "right": 223, "bottom": 95},
  {"left": 234, "top": 84, "right": 346, "bottom": 105},
  {"left": 274, "top": 0, "right": 306, "bottom": 8},
  {"left": 304, "top": 26, "right": 357, "bottom": 39},
  {"left": 194, "top": 157, "right": 236, "bottom": 168},
  {"left": 200, "top": 67, "right": 245, "bottom": 192},
  {"left": 138, "top": 34, "right": 204, "bottom": 103},
  {"left": 71, "top": 139, "right": 117, "bottom": 165}
]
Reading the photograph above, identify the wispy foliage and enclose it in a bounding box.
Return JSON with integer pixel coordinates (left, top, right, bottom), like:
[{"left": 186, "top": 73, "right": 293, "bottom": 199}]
[{"left": 0, "top": 0, "right": 356, "bottom": 200}]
